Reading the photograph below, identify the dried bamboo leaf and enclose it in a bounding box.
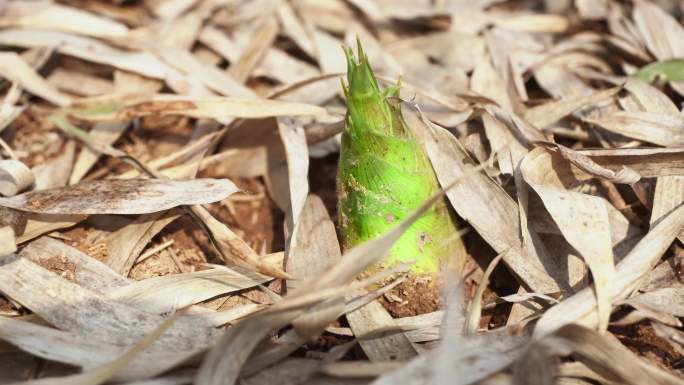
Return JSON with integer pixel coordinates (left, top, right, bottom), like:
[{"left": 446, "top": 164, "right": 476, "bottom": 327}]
[
  {"left": 242, "top": 358, "right": 321, "bottom": 385},
  {"left": 622, "top": 78, "right": 679, "bottom": 114},
  {"left": 650, "top": 175, "right": 684, "bottom": 242},
  {"left": 198, "top": 25, "right": 240, "bottom": 63},
  {"left": 0, "top": 178, "right": 238, "bottom": 214},
  {"left": 585, "top": 111, "right": 684, "bottom": 147},
  {"left": 190, "top": 205, "right": 290, "bottom": 279},
  {"left": 32, "top": 141, "right": 75, "bottom": 190},
  {"left": 626, "top": 287, "right": 684, "bottom": 318},
  {"left": 312, "top": 28, "right": 347, "bottom": 75},
  {"left": 481, "top": 113, "right": 529, "bottom": 175},
  {"left": 117, "top": 130, "right": 221, "bottom": 179},
  {"left": 632, "top": 0, "right": 684, "bottom": 60},
  {"left": 322, "top": 362, "right": 403, "bottom": 378},
  {"left": 20, "top": 237, "right": 129, "bottom": 293},
  {"left": 106, "top": 210, "right": 181, "bottom": 275},
  {"left": 537, "top": 143, "right": 641, "bottom": 184},
  {"left": 521, "top": 148, "right": 615, "bottom": 331},
  {"left": 524, "top": 87, "right": 620, "bottom": 129},
  {"left": 534, "top": 203, "right": 684, "bottom": 337},
  {"left": 47, "top": 69, "right": 115, "bottom": 97},
  {"left": 372, "top": 327, "right": 529, "bottom": 385},
  {"left": 275, "top": 118, "right": 309, "bottom": 239},
  {"left": 108, "top": 267, "right": 270, "bottom": 314},
  {"left": 17, "top": 214, "right": 85, "bottom": 244},
  {"left": 66, "top": 94, "right": 326, "bottom": 121},
  {"left": 0, "top": 316, "right": 138, "bottom": 374},
  {"left": 276, "top": 3, "right": 316, "bottom": 57},
  {"left": 155, "top": 48, "right": 254, "bottom": 97},
  {"left": 0, "top": 29, "right": 169, "bottom": 79},
  {"left": 0, "top": 1, "right": 129, "bottom": 38},
  {"left": 541, "top": 324, "right": 684, "bottom": 385},
  {"left": 0, "top": 52, "right": 71, "bottom": 107},
  {"left": 575, "top": 147, "right": 684, "bottom": 179},
  {"left": 347, "top": 298, "right": 419, "bottom": 362},
  {"left": 0, "top": 252, "right": 218, "bottom": 348},
  {"left": 69, "top": 121, "right": 129, "bottom": 185},
  {"left": 464, "top": 251, "right": 506, "bottom": 335},
  {"left": 287, "top": 195, "right": 343, "bottom": 338},
  {"left": 0, "top": 159, "right": 35, "bottom": 197},
  {"left": 0, "top": 226, "right": 16, "bottom": 257},
  {"left": 6, "top": 311, "right": 183, "bottom": 385},
  {"left": 492, "top": 13, "right": 569, "bottom": 33},
  {"left": 471, "top": 56, "right": 515, "bottom": 112},
  {"left": 228, "top": 16, "right": 279, "bottom": 83}
]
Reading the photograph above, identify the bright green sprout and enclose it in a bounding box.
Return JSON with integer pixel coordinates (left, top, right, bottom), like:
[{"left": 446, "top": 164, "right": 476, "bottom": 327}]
[{"left": 337, "top": 40, "right": 464, "bottom": 276}]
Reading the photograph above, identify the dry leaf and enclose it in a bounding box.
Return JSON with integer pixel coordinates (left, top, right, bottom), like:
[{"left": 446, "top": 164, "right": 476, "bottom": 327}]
[
  {"left": 0, "top": 52, "right": 71, "bottom": 107},
  {"left": 67, "top": 94, "right": 326, "bottom": 121},
  {"left": 534, "top": 203, "right": 684, "bottom": 337},
  {"left": 0, "top": 1, "right": 129, "bottom": 38},
  {"left": 0, "top": 226, "right": 16, "bottom": 256},
  {"left": 0, "top": 178, "right": 238, "bottom": 214},
  {"left": 521, "top": 148, "right": 615, "bottom": 331}
]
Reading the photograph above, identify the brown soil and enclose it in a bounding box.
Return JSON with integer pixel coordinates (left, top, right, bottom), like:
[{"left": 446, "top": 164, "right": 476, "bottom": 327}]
[
  {"left": 380, "top": 275, "right": 443, "bottom": 318},
  {"left": 35, "top": 255, "right": 76, "bottom": 283},
  {"left": 612, "top": 322, "right": 684, "bottom": 371},
  {"left": 0, "top": 297, "right": 13, "bottom": 314}
]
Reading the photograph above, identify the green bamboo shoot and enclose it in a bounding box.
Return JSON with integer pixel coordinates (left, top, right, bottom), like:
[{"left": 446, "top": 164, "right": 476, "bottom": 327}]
[{"left": 337, "top": 42, "right": 464, "bottom": 287}]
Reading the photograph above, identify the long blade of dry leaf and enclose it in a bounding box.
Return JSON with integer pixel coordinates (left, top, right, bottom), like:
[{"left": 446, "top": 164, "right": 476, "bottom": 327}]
[{"left": 0, "top": 179, "right": 238, "bottom": 214}]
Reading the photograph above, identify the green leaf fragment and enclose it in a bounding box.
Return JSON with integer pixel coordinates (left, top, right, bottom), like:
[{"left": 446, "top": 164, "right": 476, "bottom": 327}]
[
  {"left": 633, "top": 59, "right": 684, "bottom": 82},
  {"left": 337, "top": 41, "right": 463, "bottom": 276}
]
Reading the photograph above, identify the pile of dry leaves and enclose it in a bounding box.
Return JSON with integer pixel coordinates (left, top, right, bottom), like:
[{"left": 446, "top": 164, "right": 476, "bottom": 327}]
[{"left": 1, "top": 0, "right": 684, "bottom": 384}]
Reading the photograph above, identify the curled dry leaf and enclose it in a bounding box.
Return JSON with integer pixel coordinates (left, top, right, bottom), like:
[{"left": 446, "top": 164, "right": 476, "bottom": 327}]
[
  {"left": 0, "top": 159, "right": 35, "bottom": 197},
  {"left": 575, "top": 147, "right": 684, "bottom": 179},
  {"left": 464, "top": 250, "right": 507, "bottom": 335},
  {"left": 537, "top": 143, "right": 641, "bottom": 184},
  {"left": 0, "top": 178, "right": 238, "bottom": 215}
]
